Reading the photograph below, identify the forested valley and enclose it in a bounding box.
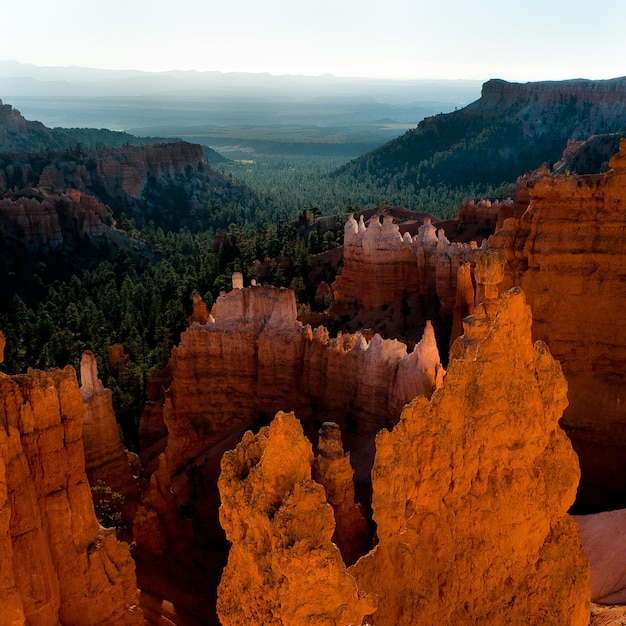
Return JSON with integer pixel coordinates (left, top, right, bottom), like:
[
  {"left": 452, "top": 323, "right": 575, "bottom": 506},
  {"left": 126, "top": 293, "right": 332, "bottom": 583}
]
[{"left": 4, "top": 76, "right": 618, "bottom": 448}]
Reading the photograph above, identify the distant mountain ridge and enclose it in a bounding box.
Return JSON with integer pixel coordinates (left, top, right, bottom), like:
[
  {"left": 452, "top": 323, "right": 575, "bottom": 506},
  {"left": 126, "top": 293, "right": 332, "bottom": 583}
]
[
  {"left": 334, "top": 76, "right": 626, "bottom": 206},
  {"left": 0, "top": 60, "right": 481, "bottom": 104}
]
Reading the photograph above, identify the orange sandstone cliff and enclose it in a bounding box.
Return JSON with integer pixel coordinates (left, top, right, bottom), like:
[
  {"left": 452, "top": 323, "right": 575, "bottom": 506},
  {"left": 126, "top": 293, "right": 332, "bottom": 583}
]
[
  {"left": 80, "top": 350, "right": 140, "bottom": 523},
  {"left": 333, "top": 213, "right": 480, "bottom": 317},
  {"left": 217, "top": 280, "right": 590, "bottom": 625},
  {"left": 217, "top": 412, "right": 377, "bottom": 626},
  {"left": 133, "top": 281, "right": 444, "bottom": 619},
  {"left": 490, "top": 138, "right": 626, "bottom": 510},
  {"left": 0, "top": 360, "right": 142, "bottom": 625}
]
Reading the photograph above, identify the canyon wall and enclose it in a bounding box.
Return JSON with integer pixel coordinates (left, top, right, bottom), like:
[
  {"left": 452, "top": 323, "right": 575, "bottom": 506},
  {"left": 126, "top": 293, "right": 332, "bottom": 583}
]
[
  {"left": 490, "top": 138, "right": 626, "bottom": 510},
  {"left": 0, "top": 361, "right": 142, "bottom": 625},
  {"left": 0, "top": 187, "right": 108, "bottom": 248},
  {"left": 38, "top": 142, "right": 203, "bottom": 199},
  {"left": 135, "top": 282, "right": 444, "bottom": 556},
  {"left": 332, "top": 213, "right": 480, "bottom": 316},
  {"left": 80, "top": 351, "right": 140, "bottom": 522},
  {"left": 217, "top": 285, "right": 590, "bottom": 625}
]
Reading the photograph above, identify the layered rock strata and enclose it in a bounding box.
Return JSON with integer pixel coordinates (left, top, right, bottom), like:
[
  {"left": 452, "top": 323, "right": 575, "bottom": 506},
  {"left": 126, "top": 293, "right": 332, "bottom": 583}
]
[
  {"left": 0, "top": 187, "right": 108, "bottom": 247},
  {"left": 217, "top": 286, "right": 590, "bottom": 625},
  {"left": 38, "top": 142, "right": 203, "bottom": 199},
  {"left": 333, "top": 213, "right": 479, "bottom": 316},
  {"left": 489, "top": 138, "right": 626, "bottom": 509},
  {"left": 80, "top": 351, "right": 139, "bottom": 522},
  {"left": 136, "top": 283, "right": 444, "bottom": 555},
  {"left": 0, "top": 363, "right": 142, "bottom": 625}
]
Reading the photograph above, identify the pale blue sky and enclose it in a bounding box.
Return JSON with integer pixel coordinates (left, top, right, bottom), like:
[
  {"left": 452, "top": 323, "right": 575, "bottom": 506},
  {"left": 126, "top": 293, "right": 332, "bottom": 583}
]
[{"left": 3, "top": 0, "right": 626, "bottom": 81}]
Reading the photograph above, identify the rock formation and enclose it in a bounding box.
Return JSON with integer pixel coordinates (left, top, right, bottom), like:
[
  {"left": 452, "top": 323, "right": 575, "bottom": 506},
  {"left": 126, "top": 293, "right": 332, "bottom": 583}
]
[
  {"left": 0, "top": 364, "right": 142, "bottom": 625},
  {"left": 0, "top": 187, "right": 109, "bottom": 248},
  {"left": 217, "top": 286, "right": 590, "bottom": 625},
  {"left": 449, "top": 262, "right": 474, "bottom": 346},
  {"left": 36, "top": 142, "right": 203, "bottom": 200},
  {"left": 575, "top": 508, "right": 626, "bottom": 605},
  {"left": 80, "top": 350, "right": 139, "bottom": 523},
  {"left": 135, "top": 281, "right": 444, "bottom": 578},
  {"left": 333, "top": 213, "right": 479, "bottom": 317},
  {"left": 217, "top": 411, "right": 377, "bottom": 626},
  {"left": 313, "top": 422, "right": 369, "bottom": 565},
  {"left": 489, "top": 138, "right": 626, "bottom": 510}
]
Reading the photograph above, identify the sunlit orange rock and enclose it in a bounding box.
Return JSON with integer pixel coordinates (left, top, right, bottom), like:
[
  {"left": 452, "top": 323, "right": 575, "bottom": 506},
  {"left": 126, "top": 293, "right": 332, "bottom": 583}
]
[
  {"left": 349, "top": 287, "right": 589, "bottom": 624},
  {"left": 0, "top": 365, "right": 142, "bottom": 625},
  {"left": 449, "top": 262, "right": 474, "bottom": 346},
  {"left": 489, "top": 138, "right": 626, "bottom": 509},
  {"left": 217, "top": 288, "right": 589, "bottom": 625},
  {"left": 135, "top": 280, "right": 444, "bottom": 598},
  {"left": 217, "top": 411, "right": 377, "bottom": 625},
  {"left": 313, "top": 422, "right": 369, "bottom": 565},
  {"left": 80, "top": 351, "right": 139, "bottom": 523}
]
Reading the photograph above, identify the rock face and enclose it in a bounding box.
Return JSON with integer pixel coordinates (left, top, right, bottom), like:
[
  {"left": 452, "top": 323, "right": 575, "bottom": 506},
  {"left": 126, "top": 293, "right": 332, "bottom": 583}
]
[
  {"left": 313, "top": 422, "right": 369, "bottom": 566},
  {"left": 490, "top": 138, "right": 626, "bottom": 510},
  {"left": 0, "top": 365, "right": 142, "bottom": 625},
  {"left": 80, "top": 351, "right": 139, "bottom": 522},
  {"left": 135, "top": 283, "right": 444, "bottom": 561},
  {"left": 333, "top": 213, "right": 479, "bottom": 316},
  {"left": 217, "top": 287, "right": 590, "bottom": 625},
  {"left": 351, "top": 286, "right": 589, "bottom": 624},
  {"left": 0, "top": 188, "right": 108, "bottom": 248},
  {"left": 217, "top": 411, "right": 377, "bottom": 626},
  {"left": 0, "top": 98, "right": 57, "bottom": 152},
  {"left": 36, "top": 142, "right": 203, "bottom": 200}
]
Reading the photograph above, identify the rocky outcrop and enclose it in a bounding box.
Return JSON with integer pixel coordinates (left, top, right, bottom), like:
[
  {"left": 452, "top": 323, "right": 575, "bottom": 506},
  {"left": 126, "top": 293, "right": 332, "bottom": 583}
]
[
  {"left": 449, "top": 262, "right": 474, "bottom": 346},
  {"left": 480, "top": 77, "right": 626, "bottom": 112},
  {"left": 80, "top": 351, "right": 139, "bottom": 522},
  {"left": 350, "top": 285, "right": 589, "bottom": 625},
  {"left": 217, "top": 286, "right": 590, "bottom": 625},
  {"left": 36, "top": 142, "right": 203, "bottom": 199},
  {"left": 135, "top": 282, "right": 444, "bottom": 560},
  {"left": 0, "top": 193, "right": 63, "bottom": 246},
  {"left": 0, "top": 365, "right": 142, "bottom": 625},
  {"left": 333, "top": 213, "right": 480, "bottom": 316},
  {"left": 313, "top": 422, "right": 369, "bottom": 565},
  {"left": 489, "top": 138, "right": 626, "bottom": 510},
  {"left": 0, "top": 99, "right": 58, "bottom": 152},
  {"left": 0, "top": 187, "right": 109, "bottom": 248},
  {"left": 217, "top": 411, "right": 377, "bottom": 626}
]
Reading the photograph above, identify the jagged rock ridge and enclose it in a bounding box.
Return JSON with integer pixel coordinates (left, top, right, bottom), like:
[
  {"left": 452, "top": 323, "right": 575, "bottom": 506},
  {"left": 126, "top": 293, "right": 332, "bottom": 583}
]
[
  {"left": 217, "top": 283, "right": 590, "bottom": 625},
  {"left": 490, "top": 138, "right": 626, "bottom": 511},
  {"left": 135, "top": 282, "right": 444, "bottom": 557},
  {"left": 0, "top": 361, "right": 142, "bottom": 625}
]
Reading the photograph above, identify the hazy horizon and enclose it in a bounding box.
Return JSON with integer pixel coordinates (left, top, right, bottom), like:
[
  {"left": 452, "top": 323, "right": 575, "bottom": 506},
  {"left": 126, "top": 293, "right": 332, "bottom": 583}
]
[{"left": 2, "top": 0, "right": 625, "bottom": 83}]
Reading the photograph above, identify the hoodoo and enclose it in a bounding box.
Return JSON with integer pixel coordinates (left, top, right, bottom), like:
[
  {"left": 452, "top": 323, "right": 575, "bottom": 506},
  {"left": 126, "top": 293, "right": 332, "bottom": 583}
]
[
  {"left": 216, "top": 276, "right": 590, "bottom": 625},
  {"left": 0, "top": 358, "right": 142, "bottom": 625}
]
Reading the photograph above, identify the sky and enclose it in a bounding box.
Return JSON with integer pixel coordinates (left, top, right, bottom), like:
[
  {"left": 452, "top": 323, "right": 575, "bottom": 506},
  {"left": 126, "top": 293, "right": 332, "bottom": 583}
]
[{"left": 2, "top": 0, "right": 626, "bottom": 82}]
